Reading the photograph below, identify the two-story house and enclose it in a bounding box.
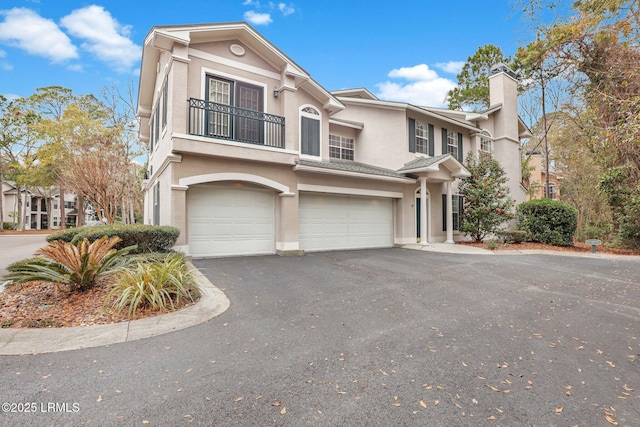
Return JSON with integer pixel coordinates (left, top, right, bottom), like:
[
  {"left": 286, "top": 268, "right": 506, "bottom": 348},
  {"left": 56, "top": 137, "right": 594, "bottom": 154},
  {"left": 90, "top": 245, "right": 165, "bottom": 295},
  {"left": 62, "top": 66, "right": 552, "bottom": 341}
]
[{"left": 137, "top": 22, "right": 529, "bottom": 258}]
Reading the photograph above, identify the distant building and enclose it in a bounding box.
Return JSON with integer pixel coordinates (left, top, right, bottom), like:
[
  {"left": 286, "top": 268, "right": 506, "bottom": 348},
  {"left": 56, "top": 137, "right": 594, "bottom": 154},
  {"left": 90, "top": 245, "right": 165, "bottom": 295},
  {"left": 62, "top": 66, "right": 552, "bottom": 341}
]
[
  {"left": 523, "top": 151, "right": 562, "bottom": 200},
  {"left": 1, "top": 181, "right": 94, "bottom": 230}
]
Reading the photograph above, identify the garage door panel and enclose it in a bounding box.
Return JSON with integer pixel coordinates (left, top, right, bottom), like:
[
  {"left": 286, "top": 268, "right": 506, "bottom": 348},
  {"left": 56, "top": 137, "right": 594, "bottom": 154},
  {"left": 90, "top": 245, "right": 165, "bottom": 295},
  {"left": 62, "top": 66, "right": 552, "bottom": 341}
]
[
  {"left": 188, "top": 186, "right": 275, "bottom": 257},
  {"left": 299, "top": 194, "right": 392, "bottom": 251}
]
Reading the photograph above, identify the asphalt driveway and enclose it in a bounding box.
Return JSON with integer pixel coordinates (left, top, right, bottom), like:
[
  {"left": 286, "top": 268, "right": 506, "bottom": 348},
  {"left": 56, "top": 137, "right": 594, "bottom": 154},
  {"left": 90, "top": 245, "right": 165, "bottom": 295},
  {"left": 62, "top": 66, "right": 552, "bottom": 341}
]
[{"left": 1, "top": 248, "right": 640, "bottom": 426}]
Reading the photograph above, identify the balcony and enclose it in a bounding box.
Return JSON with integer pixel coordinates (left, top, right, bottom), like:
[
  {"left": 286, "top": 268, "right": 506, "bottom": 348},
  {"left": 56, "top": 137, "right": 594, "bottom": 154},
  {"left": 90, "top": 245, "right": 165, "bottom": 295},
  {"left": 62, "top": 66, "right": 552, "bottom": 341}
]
[{"left": 188, "top": 98, "right": 285, "bottom": 149}]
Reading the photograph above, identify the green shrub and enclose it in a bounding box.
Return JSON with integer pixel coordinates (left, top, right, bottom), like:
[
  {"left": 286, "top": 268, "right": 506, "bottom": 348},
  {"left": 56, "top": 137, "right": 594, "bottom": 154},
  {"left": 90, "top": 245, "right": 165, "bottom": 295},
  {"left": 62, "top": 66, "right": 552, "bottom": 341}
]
[
  {"left": 486, "top": 239, "right": 499, "bottom": 250},
  {"left": 105, "top": 253, "right": 200, "bottom": 318},
  {"left": 2, "top": 222, "right": 16, "bottom": 230},
  {"left": 48, "top": 224, "right": 180, "bottom": 254},
  {"left": 517, "top": 199, "right": 578, "bottom": 246},
  {"left": 3, "top": 236, "right": 135, "bottom": 291},
  {"left": 496, "top": 230, "right": 527, "bottom": 244},
  {"left": 46, "top": 227, "right": 85, "bottom": 243}
]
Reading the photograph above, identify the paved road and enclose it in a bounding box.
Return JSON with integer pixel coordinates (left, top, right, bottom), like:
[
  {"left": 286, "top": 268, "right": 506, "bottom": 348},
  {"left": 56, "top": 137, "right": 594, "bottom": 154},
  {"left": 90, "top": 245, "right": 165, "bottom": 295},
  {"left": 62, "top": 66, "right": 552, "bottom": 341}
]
[
  {"left": 0, "top": 234, "right": 48, "bottom": 279},
  {"left": 1, "top": 248, "right": 639, "bottom": 426}
]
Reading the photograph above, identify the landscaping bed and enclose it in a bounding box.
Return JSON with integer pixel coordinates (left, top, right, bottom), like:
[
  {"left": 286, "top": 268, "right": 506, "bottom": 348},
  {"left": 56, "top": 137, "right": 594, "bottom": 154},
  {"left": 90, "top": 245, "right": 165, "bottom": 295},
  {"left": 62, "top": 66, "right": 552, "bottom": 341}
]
[
  {"left": 460, "top": 240, "right": 640, "bottom": 256},
  {"left": 0, "top": 277, "right": 200, "bottom": 328}
]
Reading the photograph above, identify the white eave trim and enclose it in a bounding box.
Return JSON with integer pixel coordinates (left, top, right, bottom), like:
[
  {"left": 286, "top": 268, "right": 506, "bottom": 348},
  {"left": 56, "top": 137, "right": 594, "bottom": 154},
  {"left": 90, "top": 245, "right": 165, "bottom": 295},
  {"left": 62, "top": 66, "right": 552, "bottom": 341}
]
[{"left": 329, "top": 118, "right": 364, "bottom": 130}]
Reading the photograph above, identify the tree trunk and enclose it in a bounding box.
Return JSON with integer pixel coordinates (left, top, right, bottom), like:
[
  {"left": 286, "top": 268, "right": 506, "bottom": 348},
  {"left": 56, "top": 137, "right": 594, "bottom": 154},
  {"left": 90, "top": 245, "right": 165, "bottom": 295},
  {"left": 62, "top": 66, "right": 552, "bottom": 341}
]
[
  {"left": 20, "top": 187, "right": 26, "bottom": 231},
  {"left": 77, "top": 195, "right": 84, "bottom": 227},
  {"left": 59, "top": 183, "right": 66, "bottom": 229}
]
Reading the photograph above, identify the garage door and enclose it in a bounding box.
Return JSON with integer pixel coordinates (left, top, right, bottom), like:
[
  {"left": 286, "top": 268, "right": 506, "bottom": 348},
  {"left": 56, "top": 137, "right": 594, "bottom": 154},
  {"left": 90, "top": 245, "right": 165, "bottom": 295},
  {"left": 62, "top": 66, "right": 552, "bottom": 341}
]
[
  {"left": 188, "top": 185, "right": 275, "bottom": 257},
  {"left": 299, "top": 193, "right": 393, "bottom": 251}
]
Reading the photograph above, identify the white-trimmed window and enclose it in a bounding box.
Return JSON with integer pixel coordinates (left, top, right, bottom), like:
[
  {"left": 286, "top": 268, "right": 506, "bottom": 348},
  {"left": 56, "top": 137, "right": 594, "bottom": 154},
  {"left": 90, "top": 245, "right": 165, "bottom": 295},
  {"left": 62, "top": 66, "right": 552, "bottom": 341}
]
[
  {"left": 447, "top": 130, "right": 458, "bottom": 159},
  {"left": 153, "top": 182, "right": 160, "bottom": 226},
  {"left": 415, "top": 120, "right": 430, "bottom": 155},
  {"left": 480, "top": 131, "right": 492, "bottom": 154},
  {"left": 442, "top": 194, "right": 463, "bottom": 231},
  {"left": 329, "top": 135, "right": 354, "bottom": 160},
  {"left": 544, "top": 182, "right": 557, "bottom": 199},
  {"left": 162, "top": 77, "right": 168, "bottom": 129},
  {"left": 300, "top": 106, "right": 321, "bottom": 157}
]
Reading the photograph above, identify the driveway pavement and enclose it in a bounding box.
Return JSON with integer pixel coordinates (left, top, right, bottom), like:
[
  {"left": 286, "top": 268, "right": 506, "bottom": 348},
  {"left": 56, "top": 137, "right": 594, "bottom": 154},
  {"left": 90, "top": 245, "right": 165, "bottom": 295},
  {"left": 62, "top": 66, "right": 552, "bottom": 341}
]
[
  {"left": 0, "top": 234, "right": 48, "bottom": 280},
  {"left": 1, "top": 248, "right": 639, "bottom": 426}
]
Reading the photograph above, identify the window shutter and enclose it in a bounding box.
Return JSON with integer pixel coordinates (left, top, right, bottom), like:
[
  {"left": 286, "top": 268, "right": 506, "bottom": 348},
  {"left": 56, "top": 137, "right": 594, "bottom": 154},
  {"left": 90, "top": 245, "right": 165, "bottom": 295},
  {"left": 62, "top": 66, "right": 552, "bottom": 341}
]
[
  {"left": 442, "top": 128, "right": 448, "bottom": 156},
  {"left": 408, "top": 118, "right": 416, "bottom": 153},
  {"left": 428, "top": 124, "right": 434, "bottom": 156},
  {"left": 301, "top": 116, "right": 320, "bottom": 156},
  {"left": 458, "top": 195, "right": 464, "bottom": 230},
  {"left": 442, "top": 194, "right": 447, "bottom": 231},
  {"left": 457, "top": 133, "right": 463, "bottom": 162}
]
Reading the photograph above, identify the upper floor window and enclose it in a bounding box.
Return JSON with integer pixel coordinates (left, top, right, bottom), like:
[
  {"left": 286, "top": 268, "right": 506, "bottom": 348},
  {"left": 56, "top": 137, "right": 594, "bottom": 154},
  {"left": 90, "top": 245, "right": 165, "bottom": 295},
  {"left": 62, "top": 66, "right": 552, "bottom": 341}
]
[
  {"left": 544, "top": 182, "right": 557, "bottom": 199},
  {"left": 480, "top": 131, "right": 492, "bottom": 154},
  {"left": 329, "top": 135, "right": 354, "bottom": 160},
  {"left": 408, "top": 118, "right": 434, "bottom": 156},
  {"left": 161, "top": 78, "right": 168, "bottom": 129},
  {"left": 442, "top": 128, "right": 463, "bottom": 162},
  {"left": 415, "top": 120, "right": 431, "bottom": 155},
  {"left": 300, "top": 106, "right": 320, "bottom": 157}
]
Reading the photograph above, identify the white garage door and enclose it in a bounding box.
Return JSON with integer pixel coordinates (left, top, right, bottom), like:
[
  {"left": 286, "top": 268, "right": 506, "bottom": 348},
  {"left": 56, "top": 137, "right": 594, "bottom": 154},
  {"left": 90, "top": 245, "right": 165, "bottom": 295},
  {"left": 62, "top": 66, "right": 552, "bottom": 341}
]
[
  {"left": 299, "top": 193, "right": 393, "bottom": 252},
  {"left": 188, "top": 185, "right": 275, "bottom": 257}
]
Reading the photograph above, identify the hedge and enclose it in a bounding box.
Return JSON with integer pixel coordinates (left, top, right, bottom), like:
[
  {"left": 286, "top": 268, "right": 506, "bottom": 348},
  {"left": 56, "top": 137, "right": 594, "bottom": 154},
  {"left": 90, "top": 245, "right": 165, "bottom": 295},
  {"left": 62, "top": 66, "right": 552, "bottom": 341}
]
[
  {"left": 516, "top": 199, "right": 577, "bottom": 246},
  {"left": 47, "top": 224, "right": 180, "bottom": 253}
]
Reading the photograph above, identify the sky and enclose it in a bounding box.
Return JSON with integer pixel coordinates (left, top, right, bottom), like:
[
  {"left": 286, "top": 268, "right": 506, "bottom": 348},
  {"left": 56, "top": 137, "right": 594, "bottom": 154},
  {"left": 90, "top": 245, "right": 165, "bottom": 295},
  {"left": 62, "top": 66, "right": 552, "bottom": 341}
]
[{"left": 0, "top": 0, "right": 538, "bottom": 108}]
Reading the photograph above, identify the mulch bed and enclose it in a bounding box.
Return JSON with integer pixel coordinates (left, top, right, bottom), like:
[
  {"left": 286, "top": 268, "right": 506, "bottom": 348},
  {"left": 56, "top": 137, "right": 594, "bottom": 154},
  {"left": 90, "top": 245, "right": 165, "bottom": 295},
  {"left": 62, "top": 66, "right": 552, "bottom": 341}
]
[
  {"left": 460, "top": 240, "right": 640, "bottom": 256},
  {"left": 0, "top": 277, "right": 198, "bottom": 328}
]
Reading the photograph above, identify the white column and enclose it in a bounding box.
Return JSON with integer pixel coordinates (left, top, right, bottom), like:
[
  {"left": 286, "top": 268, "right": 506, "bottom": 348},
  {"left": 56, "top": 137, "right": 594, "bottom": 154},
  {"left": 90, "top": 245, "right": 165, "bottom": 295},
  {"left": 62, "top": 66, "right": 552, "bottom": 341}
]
[
  {"left": 445, "top": 180, "right": 454, "bottom": 244},
  {"left": 420, "top": 178, "right": 428, "bottom": 245}
]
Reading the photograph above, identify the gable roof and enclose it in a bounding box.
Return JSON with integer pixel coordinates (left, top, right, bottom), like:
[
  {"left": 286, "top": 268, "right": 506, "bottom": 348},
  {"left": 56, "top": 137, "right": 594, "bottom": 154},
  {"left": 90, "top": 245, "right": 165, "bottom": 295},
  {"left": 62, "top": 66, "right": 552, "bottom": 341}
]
[
  {"left": 398, "top": 154, "right": 471, "bottom": 178},
  {"left": 137, "top": 22, "right": 344, "bottom": 118}
]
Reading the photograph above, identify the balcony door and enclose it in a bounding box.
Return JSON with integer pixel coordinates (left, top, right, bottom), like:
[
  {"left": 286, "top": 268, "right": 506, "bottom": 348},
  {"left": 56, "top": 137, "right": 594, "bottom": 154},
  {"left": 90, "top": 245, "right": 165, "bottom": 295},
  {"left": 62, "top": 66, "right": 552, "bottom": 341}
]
[{"left": 206, "top": 76, "right": 264, "bottom": 144}]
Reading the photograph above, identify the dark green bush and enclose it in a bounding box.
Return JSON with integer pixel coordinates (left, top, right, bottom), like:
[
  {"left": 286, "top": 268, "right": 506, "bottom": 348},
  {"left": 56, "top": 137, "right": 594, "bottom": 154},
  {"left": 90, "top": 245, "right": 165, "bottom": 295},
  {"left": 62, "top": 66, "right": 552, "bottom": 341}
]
[
  {"left": 516, "top": 199, "right": 578, "bottom": 246},
  {"left": 496, "top": 230, "right": 527, "bottom": 244},
  {"left": 47, "top": 227, "right": 84, "bottom": 243},
  {"left": 2, "top": 222, "right": 16, "bottom": 230},
  {"left": 47, "top": 224, "right": 180, "bottom": 253}
]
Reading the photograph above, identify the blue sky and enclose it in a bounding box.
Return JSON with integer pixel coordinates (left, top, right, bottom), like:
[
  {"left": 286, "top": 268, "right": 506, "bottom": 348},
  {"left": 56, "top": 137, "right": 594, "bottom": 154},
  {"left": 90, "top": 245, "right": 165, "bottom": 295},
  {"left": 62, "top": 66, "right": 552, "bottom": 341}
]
[{"left": 0, "top": 0, "right": 536, "bottom": 108}]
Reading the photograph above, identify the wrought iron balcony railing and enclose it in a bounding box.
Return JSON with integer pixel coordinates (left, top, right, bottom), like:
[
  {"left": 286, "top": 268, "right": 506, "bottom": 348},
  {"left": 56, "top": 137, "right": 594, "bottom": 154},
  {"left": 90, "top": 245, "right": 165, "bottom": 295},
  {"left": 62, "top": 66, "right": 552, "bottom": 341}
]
[{"left": 188, "top": 98, "right": 285, "bottom": 149}]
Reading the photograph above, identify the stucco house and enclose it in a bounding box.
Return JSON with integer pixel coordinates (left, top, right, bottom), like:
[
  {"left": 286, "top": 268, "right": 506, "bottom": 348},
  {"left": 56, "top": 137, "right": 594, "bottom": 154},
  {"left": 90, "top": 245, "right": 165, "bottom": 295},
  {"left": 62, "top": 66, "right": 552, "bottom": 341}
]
[
  {"left": 524, "top": 150, "right": 562, "bottom": 200},
  {"left": 137, "top": 22, "right": 530, "bottom": 257}
]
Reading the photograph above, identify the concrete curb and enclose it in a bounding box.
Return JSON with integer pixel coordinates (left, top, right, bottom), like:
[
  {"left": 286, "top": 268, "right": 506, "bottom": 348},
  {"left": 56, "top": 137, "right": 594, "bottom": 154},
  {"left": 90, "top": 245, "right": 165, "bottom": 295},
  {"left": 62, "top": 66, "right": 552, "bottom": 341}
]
[{"left": 0, "top": 263, "right": 230, "bottom": 356}]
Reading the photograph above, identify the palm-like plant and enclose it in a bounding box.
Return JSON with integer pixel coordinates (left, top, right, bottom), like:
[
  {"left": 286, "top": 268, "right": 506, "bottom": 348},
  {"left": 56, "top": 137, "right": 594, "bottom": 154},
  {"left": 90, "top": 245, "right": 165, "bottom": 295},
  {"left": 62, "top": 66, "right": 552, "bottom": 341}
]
[
  {"left": 4, "top": 236, "right": 135, "bottom": 291},
  {"left": 105, "top": 253, "right": 200, "bottom": 318}
]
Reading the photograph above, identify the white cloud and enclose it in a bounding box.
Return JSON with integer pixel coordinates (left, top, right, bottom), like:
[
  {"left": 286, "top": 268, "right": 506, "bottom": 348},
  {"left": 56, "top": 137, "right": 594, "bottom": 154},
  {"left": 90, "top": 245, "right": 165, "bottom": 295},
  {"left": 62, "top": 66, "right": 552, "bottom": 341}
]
[
  {"left": 0, "top": 8, "right": 78, "bottom": 63},
  {"left": 244, "top": 10, "right": 272, "bottom": 25},
  {"left": 375, "top": 64, "right": 456, "bottom": 107},
  {"left": 60, "top": 5, "right": 140, "bottom": 73},
  {"left": 435, "top": 61, "right": 465, "bottom": 74},
  {"left": 278, "top": 3, "right": 295, "bottom": 16}
]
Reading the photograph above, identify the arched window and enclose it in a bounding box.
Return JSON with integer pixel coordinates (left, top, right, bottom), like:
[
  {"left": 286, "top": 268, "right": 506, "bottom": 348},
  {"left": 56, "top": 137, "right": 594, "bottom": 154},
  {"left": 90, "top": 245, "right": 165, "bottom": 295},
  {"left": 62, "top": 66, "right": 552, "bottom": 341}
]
[
  {"left": 480, "top": 130, "right": 492, "bottom": 154},
  {"left": 300, "top": 106, "right": 321, "bottom": 156}
]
